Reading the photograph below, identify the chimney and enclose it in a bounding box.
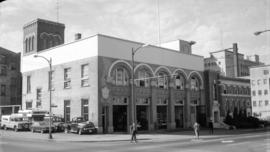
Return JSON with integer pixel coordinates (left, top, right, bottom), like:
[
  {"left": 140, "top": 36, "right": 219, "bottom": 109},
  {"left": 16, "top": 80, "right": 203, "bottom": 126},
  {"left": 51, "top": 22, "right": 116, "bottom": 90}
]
[
  {"left": 75, "top": 33, "right": 82, "bottom": 40},
  {"left": 233, "top": 43, "right": 239, "bottom": 77},
  {"left": 254, "top": 54, "right": 259, "bottom": 63}
]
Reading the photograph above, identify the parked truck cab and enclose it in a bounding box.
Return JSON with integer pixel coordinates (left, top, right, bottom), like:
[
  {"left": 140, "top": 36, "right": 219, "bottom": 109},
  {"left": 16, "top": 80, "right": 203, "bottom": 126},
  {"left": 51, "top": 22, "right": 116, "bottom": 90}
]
[{"left": 1, "top": 114, "right": 31, "bottom": 131}]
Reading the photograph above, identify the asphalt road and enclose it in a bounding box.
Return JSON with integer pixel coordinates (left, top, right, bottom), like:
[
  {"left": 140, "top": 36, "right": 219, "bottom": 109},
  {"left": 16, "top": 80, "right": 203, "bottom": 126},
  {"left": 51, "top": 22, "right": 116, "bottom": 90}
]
[{"left": 0, "top": 132, "right": 269, "bottom": 152}]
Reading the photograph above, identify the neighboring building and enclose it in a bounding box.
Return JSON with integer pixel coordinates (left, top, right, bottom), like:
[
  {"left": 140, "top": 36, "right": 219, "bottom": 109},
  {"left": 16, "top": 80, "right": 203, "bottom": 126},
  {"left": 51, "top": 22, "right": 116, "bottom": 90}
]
[
  {"left": 204, "top": 43, "right": 262, "bottom": 77},
  {"left": 0, "top": 47, "right": 22, "bottom": 116},
  {"left": 22, "top": 19, "right": 206, "bottom": 133},
  {"left": 250, "top": 65, "right": 270, "bottom": 120},
  {"left": 204, "top": 70, "right": 251, "bottom": 128},
  {"left": 23, "top": 18, "right": 65, "bottom": 56}
]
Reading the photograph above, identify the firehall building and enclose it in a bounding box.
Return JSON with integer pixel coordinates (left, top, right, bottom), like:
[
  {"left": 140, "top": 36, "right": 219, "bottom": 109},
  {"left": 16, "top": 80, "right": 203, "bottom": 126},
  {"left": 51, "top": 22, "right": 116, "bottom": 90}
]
[{"left": 22, "top": 19, "right": 205, "bottom": 133}]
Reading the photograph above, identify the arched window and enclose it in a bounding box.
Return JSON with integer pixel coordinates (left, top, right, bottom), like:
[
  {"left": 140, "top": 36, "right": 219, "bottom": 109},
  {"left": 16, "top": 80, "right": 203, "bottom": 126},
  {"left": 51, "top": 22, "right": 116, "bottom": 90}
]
[
  {"left": 138, "top": 70, "right": 150, "bottom": 87},
  {"left": 115, "top": 67, "right": 129, "bottom": 86},
  {"left": 190, "top": 76, "right": 200, "bottom": 91},
  {"left": 157, "top": 72, "right": 168, "bottom": 89},
  {"left": 28, "top": 37, "right": 31, "bottom": 52},
  {"left": 31, "top": 36, "right": 34, "bottom": 51},
  {"left": 25, "top": 38, "right": 28, "bottom": 52},
  {"left": 175, "top": 74, "right": 185, "bottom": 90}
]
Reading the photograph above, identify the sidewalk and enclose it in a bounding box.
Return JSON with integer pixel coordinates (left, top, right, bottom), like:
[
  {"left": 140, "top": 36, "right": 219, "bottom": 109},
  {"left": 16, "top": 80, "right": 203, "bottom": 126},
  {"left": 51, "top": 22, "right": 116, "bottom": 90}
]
[{"left": 0, "top": 127, "right": 268, "bottom": 143}]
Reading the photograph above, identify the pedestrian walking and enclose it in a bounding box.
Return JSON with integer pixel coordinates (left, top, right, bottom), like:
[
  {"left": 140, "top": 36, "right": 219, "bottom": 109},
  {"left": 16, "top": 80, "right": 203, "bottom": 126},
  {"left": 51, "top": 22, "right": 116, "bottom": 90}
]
[
  {"left": 193, "top": 122, "right": 200, "bottom": 139},
  {"left": 130, "top": 123, "right": 137, "bottom": 143},
  {"left": 209, "top": 121, "right": 214, "bottom": 134}
]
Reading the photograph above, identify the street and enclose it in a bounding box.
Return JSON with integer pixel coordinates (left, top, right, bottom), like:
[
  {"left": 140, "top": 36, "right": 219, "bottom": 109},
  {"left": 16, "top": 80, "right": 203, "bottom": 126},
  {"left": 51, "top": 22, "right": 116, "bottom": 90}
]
[{"left": 0, "top": 131, "right": 269, "bottom": 152}]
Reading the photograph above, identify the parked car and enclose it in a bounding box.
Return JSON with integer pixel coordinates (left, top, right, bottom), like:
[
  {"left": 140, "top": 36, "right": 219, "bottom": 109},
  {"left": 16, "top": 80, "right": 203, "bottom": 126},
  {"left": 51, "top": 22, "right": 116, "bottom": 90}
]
[
  {"left": 30, "top": 120, "right": 54, "bottom": 133},
  {"left": 1, "top": 114, "right": 31, "bottom": 131},
  {"left": 44, "top": 116, "right": 65, "bottom": 132},
  {"left": 64, "top": 117, "right": 97, "bottom": 135},
  {"left": 70, "top": 121, "right": 97, "bottom": 135},
  {"left": 64, "top": 117, "right": 85, "bottom": 133}
]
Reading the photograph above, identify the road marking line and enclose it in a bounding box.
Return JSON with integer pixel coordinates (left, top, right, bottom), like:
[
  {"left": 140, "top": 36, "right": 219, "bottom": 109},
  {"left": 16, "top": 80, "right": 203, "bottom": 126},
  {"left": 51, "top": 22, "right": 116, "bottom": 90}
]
[{"left": 221, "top": 140, "right": 234, "bottom": 143}]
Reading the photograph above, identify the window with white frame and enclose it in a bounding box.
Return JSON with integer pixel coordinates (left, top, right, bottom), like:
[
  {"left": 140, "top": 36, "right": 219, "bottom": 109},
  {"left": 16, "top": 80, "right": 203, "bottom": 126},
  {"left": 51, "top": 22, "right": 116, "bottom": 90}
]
[
  {"left": 64, "top": 68, "right": 71, "bottom": 89},
  {"left": 81, "top": 99, "right": 89, "bottom": 121},
  {"left": 81, "top": 64, "right": 89, "bottom": 87},
  {"left": 115, "top": 68, "right": 129, "bottom": 86}
]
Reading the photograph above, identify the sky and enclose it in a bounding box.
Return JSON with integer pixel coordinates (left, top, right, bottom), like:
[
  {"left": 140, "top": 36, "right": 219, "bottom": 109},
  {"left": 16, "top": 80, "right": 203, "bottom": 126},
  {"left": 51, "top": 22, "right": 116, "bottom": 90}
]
[{"left": 0, "top": 0, "right": 270, "bottom": 64}]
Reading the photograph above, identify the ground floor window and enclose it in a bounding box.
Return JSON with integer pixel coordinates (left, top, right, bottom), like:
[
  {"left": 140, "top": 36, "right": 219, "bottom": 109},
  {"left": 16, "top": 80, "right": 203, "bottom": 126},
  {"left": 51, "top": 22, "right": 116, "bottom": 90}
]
[
  {"left": 81, "top": 99, "right": 89, "bottom": 121},
  {"left": 157, "top": 106, "right": 167, "bottom": 129},
  {"left": 113, "top": 105, "right": 127, "bottom": 132},
  {"left": 136, "top": 105, "right": 149, "bottom": 131},
  {"left": 175, "top": 106, "right": 184, "bottom": 128},
  {"left": 64, "top": 100, "right": 70, "bottom": 122}
]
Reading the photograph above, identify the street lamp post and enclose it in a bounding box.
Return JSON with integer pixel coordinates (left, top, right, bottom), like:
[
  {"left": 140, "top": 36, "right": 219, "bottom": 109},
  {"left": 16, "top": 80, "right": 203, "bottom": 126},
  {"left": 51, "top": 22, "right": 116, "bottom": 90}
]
[
  {"left": 254, "top": 29, "right": 270, "bottom": 36},
  {"left": 131, "top": 44, "right": 149, "bottom": 129},
  {"left": 34, "top": 55, "right": 53, "bottom": 139}
]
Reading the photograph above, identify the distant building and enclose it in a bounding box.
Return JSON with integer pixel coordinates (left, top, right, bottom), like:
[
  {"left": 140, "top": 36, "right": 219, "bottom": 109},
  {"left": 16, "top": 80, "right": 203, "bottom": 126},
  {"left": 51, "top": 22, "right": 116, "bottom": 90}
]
[
  {"left": 22, "top": 19, "right": 206, "bottom": 133},
  {"left": 204, "top": 43, "right": 262, "bottom": 77},
  {"left": 250, "top": 65, "right": 270, "bottom": 120},
  {"left": 204, "top": 70, "right": 251, "bottom": 128},
  {"left": 0, "top": 47, "right": 21, "bottom": 116},
  {"left": 23, "top": 18, "right": 65, "bottom": 56}
]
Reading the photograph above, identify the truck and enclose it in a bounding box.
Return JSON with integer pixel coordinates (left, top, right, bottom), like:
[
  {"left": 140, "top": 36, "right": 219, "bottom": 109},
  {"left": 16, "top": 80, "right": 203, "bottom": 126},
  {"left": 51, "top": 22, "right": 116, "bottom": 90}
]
[{"left": 1, "top": 114, "right": 31, "bottom": 131}]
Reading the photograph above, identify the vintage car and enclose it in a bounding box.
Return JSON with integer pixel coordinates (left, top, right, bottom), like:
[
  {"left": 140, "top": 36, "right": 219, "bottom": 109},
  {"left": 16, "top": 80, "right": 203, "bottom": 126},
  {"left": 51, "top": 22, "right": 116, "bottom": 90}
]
[
  {"left": 70, "top": 121, "right": 97, "bottom": 135},
  {"left": 44, "top": 116, "right": 65, "bottom": 132},
  {"left": 30, "top": 120, "right": 54, "bottom": 133},
  {"left": 1, "top": 114, "right": 31, "bottom": 131},
  {"left": 64, "top": 117, "right": 97, "bottom": 135}
]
